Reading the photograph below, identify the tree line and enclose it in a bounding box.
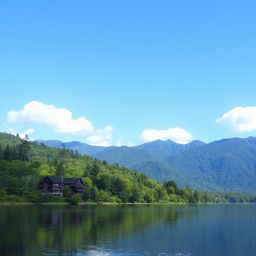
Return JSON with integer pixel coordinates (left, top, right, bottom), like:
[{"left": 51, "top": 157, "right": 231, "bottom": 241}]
[{"left": 0, "top": 132, "right": 254, "bottom": 204}]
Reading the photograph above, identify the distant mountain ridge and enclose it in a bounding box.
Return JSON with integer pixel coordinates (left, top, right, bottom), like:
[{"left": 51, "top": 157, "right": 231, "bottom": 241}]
[
  {"left": 134, "top": 139, "right": 205, "bottom": 157},
  {"left": 36, "top": 139, "right": 104, "bottom": 155},
  {"left": 36, "top": 139, "right": 205, "bottom": 157},
  {"left": 37, "top": 137, "right": 256, "bottom": 193},
  {"left": 164, "top": 137, "right": 256, "bottom": 192}
]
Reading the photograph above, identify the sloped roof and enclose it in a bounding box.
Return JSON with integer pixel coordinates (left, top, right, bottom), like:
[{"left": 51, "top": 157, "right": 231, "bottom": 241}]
[
  {"left": 71, "top": 184, "right": 84, "bottom": 189},
  {"left": 44, "top": 176, "right": 83, "bottom": 185},
  {"left": 63, "top": 178, "right": 82, "bottom": 185},
  {"left": 47, "top": 176, "right": 63, "bottom": 183}
]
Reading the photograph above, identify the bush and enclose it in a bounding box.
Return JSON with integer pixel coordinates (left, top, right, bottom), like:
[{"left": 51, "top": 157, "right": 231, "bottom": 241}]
[
  {"left": 0, "top": 195, "right": 27, "bottom": 202},
  {"left": 82, "top": 186, "right": 91, "bottom": 201},
  {"left": 68, "top": 194, "right": 82, "bottom": 205},
  {"left": 97, "top": 190, "right": 111, "bottom": 202},
  {"left": 168, "top": 194, "right": 180, "bottom": 202},
  {"left": 27, "top": 191, "right": 42, "bottom": 203},
  {"left": 110, "top": 196, "right": 121, "bottom": 203},
  {"left": 0, "top": 189, "right": 6, "bottom": 197},
  {"left": 27, "top": 192, "right": 65, "bottom": 203}
]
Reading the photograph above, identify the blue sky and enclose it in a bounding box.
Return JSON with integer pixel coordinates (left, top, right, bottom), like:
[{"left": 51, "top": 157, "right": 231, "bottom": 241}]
[{"left": 1, "top": 0, "right": 256, "bottom": 146}]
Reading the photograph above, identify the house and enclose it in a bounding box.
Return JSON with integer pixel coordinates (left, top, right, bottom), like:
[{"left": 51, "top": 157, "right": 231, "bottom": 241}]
[{"left": 39, "top": 176, "right": 85, "bottom": 196}]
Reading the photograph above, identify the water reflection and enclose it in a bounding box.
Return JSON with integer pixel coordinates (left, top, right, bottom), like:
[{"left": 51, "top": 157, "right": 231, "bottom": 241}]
[
  {"left": 1, "top": 205, "right": 256, "bottom": 256},
  {"left": 0, "top": 205, "right": 188, "bottom": 256}
]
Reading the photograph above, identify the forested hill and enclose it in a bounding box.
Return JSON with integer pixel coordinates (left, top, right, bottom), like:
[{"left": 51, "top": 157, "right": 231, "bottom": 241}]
[
  {"left": 37, "top": 136, "right": 256, "bottom": 193},
  {"left": 0, "top": 132, "right": 202, "bottom": 204},
  {"left": 165, "top": 137, "right": 256, "bottom": 193},
  {"left": 37, "top": 138, "right": 205, "bottom": 157},
  {"left": 96, "top": 137, "right": 256, "bottom": 193}
]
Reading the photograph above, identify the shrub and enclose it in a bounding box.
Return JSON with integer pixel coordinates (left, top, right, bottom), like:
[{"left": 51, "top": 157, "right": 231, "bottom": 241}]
[
  {"left": 28, "top": 192, "right": 65, "bottom": 203},
  {"left": 97, "top": 190, "right": 111, "bottom": 202},
  {"left": 110, "top": 196, "right": 121, "bottom": 203},
  {"left": 68, "top": 194, "right": 82, "bottom": 205},
  {"left": 0, "top": 195, "right": 27, "bottom": 202}
]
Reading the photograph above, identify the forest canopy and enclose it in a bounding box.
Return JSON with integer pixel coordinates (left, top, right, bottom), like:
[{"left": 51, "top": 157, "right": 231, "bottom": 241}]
[{"left": 0, "top": 133, "right": 254, "bottom": 204}]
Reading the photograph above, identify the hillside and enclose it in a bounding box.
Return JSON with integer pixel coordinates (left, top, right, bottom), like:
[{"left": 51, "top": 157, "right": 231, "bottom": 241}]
[
  {"left": 0, "top": 132, "right": 202, "bottom": 204},
  {"left": 36, "top": 136, "right": 256, "bottom": 193},
  {"left": 37, "top": 138, "right": 205, "bottom": 188},
  {"left": 96, "top": 137, "right": 256, "bottom": 193},
  {"left": 164, "top": 137, "right": 256, "bottom": 192},
  {"left": 36, "top": 139, "right": 104, "bottom": 155}
]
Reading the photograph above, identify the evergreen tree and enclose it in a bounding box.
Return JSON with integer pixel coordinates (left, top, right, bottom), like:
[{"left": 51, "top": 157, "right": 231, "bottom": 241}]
[
  {"left": 3, "top": 145, "right": 12, "bottom": 161},
  {"left": 56, "top": 161, "right": 65, "bottom": 177},
  {"left": 17, "top": 135, "right": 31, "bottom": 161},
  {"left": 0, "top": 145, "right": 3, "bottom": 159}
]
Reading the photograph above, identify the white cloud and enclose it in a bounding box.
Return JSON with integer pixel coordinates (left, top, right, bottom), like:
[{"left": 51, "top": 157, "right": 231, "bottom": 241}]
[
  {"left": 86, "top": 125, "right": 113, "bottom": 147},
  {"left": 7, "top": 128, "right": 35, "bottom": 139},
  {"left": 140, "top": 127, "right": 193, "bottom": 144},
  {"left": 7, "top": 101, "right": 115, "bottom": 146},
  {"left": 217, "top": 106, "right": 256, "bottom": 132},
  {"left": 7, "top": 101, "right": 94, "bottom": 134},
  {"left": 116, "top": 137, "right": 123, "bottom": 147}
]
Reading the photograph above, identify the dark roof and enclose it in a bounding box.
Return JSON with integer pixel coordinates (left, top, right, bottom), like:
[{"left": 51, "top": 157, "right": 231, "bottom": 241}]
[
  {"left": 46, "top": 176, "right": 63, "bottom": 183},
  {"left": 71, "top": 184, "right": 84, "bottom": 189},
  {"left": 43, "top": 176, "right": 84, "bottom": 185},
  {"left": 63, "top": 178, "right": 82, "bottom": 185}
]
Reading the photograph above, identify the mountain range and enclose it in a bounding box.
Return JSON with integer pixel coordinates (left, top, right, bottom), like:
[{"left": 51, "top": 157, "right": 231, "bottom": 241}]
[{"left": 37, "top": 137, "right": 256, "bottom": 193}]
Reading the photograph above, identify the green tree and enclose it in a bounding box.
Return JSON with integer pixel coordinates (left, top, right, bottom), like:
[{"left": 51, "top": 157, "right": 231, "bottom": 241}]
[
  {"left": 164, "top": 180, "right": 179, "bottom": 194},
  {"left": 17, "top": 135, "right": 31, "bottom": 161},
  {"left": 63, "top": 186, "right": 72, "bottom": 199},
  {"left": 130, "top": 185, "right": 142, "bottom": 202},
  {"left": 7, "top": 177, "right": 20, "bottom": 196},
  {"left": 38, "top": 164, "right": 55, "bottom": 176},
  {"left": 194, "top": 190, "right": 200, "bottom": 203},
  {"left": 82, "top": 177, "right": 93, "bottom": 201},
  {"left": 90, "top": 186, "right": 98, "bottom": 201},
  {"left": 97, "top": 190, "right": 111, "bottom": 202},
  {"left": 96, "top": 174, "right": 112, "bottom": 191},
  {"left": 69, "top": 194, "right": 82, "bottom": 205},
  {"left": 3, "top": 145, "right": 13, "bottom": 161},
  {"left": 56, "top": 161, "right": 65, "bottom": 177},
  {"left": 88, "top": 161, "right": 101, "bottom": 182}
]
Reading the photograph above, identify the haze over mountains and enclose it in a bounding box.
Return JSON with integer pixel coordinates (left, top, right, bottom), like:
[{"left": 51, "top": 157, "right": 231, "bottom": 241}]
[{"left": 37, "top": 137, "right": 256, "bottom": 193}]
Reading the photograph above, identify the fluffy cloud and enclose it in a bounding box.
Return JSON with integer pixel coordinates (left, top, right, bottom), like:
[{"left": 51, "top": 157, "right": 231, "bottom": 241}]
[
  {"left": 7, "top": 128, "right": 35, "bottom": 139},
  {"left": 7, "top": 101, "right": 94, "bottom": 134},
  {"left": 140, "top": 127, "right": 193, "bottom": 144},
  {"left": 86, "top": 125, "right": 113, "bottom": 147},
  {"left": 217, "top": 106, "right": 256, "bottom": 132},
  {"left": 7, "top": 101, "right": 114, "bottom": 146}
]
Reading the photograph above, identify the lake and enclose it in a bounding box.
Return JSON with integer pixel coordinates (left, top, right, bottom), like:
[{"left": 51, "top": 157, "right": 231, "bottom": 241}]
[{"left": 0, "top": 204, "right": 255, "bottom": 256}]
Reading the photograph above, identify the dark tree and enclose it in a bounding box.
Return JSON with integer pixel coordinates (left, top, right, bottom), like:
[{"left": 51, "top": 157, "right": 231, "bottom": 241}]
[
  {"left": 164, "top": 180, "right": 179, "bottom": 194},
  {"left": 56, "top": 161, "right": 65, "bottom": 177},
  {"left": 0, "top": 145, "right": 3, "bottom": 159},
  {"left": 17, "top": 135, "right": 31, "bottom": 161},
  {"left": 88, "top": 161, "right": 101, "bottom": 182},
  {"left": 3, "top": 145, "right": 13, "bottom": 161}
]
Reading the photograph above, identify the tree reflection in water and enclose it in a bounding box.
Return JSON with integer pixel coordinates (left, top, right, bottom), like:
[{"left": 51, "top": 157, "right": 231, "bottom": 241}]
[{"left": 0, "top": 205, "right": 187, "bottom": 256}]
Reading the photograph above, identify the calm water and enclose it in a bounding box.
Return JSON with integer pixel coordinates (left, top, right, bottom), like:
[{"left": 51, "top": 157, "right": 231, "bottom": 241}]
[{"left": 0, "top": 204, "right": 256, "bottom": 256}]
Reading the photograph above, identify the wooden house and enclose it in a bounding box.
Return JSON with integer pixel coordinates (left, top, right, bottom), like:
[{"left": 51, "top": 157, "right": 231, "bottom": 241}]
[{"left": 39, "top": 176, "right": 84, "bottom": 196}]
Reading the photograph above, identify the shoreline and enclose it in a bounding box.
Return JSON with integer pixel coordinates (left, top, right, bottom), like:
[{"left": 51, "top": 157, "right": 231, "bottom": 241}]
[{"left": 0, "top": 201, "right": 253, "bottom": 206}]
